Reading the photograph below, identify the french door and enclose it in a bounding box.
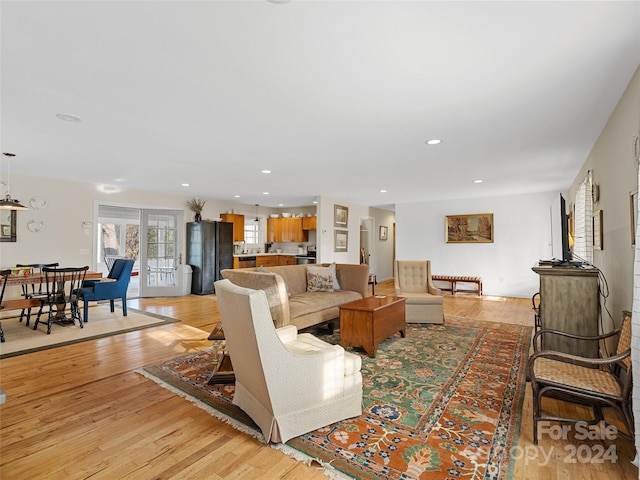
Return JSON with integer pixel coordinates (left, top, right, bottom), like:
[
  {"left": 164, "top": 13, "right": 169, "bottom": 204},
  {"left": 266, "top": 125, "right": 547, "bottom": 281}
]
[
  {"left": 96, "top": 204, "right": 184, "bottom": 298},
  {"left": 139, "top": 209, "right": 184, "bottom": 297}
]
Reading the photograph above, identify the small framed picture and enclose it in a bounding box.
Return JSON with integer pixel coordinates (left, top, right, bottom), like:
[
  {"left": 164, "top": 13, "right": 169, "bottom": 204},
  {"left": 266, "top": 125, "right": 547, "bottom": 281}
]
[
  {"left": 593, "top": 209, "right": 603, "bottom": 250},
  {"left": 334, "top": 204, "right": 348, "bottom": 228},
  {"left": 631, "top": 190, "right": 637, "bottom": 247},
  {"left": 334, "top": 229, "right": 348, "bottom": 252},
  {"left": 379, "top": 225, "right": 388, "bottom": 240},
  {"left": 1, "top": 225, "right": 10, "bottom": 236}
]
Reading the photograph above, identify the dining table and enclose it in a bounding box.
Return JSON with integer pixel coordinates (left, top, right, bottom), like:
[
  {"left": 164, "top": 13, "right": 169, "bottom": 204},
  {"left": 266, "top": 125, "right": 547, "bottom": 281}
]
[{"left": 1, "top": 271, "right": 103, "bottom": 311}]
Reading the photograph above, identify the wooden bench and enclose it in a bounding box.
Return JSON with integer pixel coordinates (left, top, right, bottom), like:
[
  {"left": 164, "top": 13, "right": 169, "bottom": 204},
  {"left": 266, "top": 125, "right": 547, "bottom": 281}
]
[{"left": 432, "top": 275, "right": 482, "bottom": 296}]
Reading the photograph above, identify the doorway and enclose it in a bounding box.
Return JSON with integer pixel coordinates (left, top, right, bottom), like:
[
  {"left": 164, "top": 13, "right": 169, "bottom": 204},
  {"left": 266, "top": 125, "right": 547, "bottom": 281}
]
[
  {"left": 96, "top": 204, "right": 184, "bottom": 297},
  {"left": 359, "top": 217, "right": 374, "bottom": 266}
]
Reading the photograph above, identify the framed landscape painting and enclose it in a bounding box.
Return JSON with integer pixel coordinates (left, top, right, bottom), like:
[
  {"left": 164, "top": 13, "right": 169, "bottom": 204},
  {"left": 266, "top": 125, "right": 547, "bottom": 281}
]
[{"left": 445, "top": 213, "right": 494, "bottom": 243}]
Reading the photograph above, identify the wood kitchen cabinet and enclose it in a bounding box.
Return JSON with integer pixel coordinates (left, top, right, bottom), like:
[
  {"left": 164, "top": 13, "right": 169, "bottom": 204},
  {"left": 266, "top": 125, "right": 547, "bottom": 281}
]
[
  {"left": 302, "top": 216, "right": 317, "bottom": 230},
  {"left": 220, "top": 213, "right": 245, "bottom": 242},
  {"left": 257, "top": 255, "right": 279, "bottom": 267},
  {"left": 266, "top": 218, "right": 308, "bottom": 243},
  {"left": 532, "top": 265, "right": 600, "bottom": 358},
  {"left": 279, "top": 255, "right": 296, "bottom": 266}
]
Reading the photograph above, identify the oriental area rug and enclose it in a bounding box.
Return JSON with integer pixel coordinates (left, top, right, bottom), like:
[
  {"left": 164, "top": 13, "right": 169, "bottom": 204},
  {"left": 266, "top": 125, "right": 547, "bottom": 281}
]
[
  {"left": 0, "top": 306, "right": 178, "bottom": 358},
  {"left": 139, "top": 318, "right": 531, "bottom": 480}
]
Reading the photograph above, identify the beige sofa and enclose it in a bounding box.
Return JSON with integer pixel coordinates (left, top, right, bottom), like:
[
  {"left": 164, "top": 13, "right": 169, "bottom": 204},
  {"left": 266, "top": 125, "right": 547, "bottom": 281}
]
[{"left": 220, "top": 263, "right": 370, "bottom": 331}]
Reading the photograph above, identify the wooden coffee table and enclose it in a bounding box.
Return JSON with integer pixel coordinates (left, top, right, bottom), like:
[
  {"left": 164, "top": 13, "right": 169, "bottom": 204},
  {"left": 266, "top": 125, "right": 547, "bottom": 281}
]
[{"left": 339, "top": 295, "right": 406, "bottom": 358}]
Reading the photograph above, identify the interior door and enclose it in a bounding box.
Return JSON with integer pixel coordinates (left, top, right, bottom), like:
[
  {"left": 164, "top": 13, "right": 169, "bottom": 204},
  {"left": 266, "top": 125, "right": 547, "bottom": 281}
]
[{"left": 140, "top": 209, "right": 184, "bottom": 297}]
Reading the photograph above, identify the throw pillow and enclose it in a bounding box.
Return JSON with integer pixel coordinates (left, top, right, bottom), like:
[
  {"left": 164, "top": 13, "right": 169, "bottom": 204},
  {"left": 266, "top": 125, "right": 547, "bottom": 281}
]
[
  {"left": 307, "top": 265, "right": 334, "bottom": 292},
  {"left": 330, "top": 262, "right": 341, "bottom": 290}
]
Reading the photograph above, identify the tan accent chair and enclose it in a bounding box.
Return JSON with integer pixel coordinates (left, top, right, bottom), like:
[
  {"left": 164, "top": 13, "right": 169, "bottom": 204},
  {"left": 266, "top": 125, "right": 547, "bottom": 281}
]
[
  {"left": 214, "top": 279, "right": 363, "bottom": 444},
  {"left": 528, "top": 310, "right": 633, "bottom": 444},
  {"left": 394, "top": 260, "right": 444, "bottom": 324}
]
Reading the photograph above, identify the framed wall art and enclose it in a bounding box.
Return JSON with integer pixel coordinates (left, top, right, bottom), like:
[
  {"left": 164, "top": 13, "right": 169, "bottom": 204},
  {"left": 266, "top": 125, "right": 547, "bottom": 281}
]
[
  {"left": 630, "top": 190, "right": 637, "bottom": 247},
  {"left": 334, "top": 204, "right": 348, "bottom": 228},
  {"left": 445, "top": 213, "right": 494, "bottom": 243},
  {"left": 593, "top": 209, "right": 603, "bottom": 250},
  {"left": 0, "top": 210, "right": 16, "bottom": 243},
  {"left": 379, "top": 225, "right": 388, "bottom": 240},
  {"left": 334, "top": 229, "right": 348, "bottom": 252}
]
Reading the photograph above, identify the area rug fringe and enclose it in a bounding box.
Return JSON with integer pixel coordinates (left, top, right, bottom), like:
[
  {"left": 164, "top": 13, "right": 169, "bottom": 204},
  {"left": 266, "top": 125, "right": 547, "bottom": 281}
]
[
  {"left": 135, "top": 368, "right": 353, "bottom": 480},
  {"left": 135, "top": 368, "right": 264, "bottom": 441}
]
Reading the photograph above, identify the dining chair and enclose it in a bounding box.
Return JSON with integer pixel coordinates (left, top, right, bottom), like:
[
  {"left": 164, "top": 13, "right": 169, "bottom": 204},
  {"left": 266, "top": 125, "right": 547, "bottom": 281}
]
[
  {"left": 16, "top": 262, "right": 59, "bottom": 326},
  {"left": 33, "top": 266, "right": 89, "bottom": 334},
  {"left": 0, "top": 269, "right": 11, "bottom": 342},
  {"left": 80, "top": 258, "right": 134, "bottom": 322}
]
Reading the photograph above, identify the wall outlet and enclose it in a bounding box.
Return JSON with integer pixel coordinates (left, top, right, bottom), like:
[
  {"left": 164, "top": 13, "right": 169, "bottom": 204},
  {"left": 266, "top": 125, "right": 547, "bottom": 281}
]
[{"left": 79, "top": 248, "right": 89, "bottom": 255}]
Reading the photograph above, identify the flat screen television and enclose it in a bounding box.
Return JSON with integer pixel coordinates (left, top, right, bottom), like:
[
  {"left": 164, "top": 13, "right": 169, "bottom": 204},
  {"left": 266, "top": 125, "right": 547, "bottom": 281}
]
[{"left": 550, "top": 193, "right": 574, "bottom": 264}]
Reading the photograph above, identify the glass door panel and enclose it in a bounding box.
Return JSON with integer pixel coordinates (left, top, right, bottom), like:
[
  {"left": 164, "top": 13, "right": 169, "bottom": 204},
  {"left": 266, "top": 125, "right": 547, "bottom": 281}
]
[{"left": 140, "top": 209, "right": 183, "bottom": 297}]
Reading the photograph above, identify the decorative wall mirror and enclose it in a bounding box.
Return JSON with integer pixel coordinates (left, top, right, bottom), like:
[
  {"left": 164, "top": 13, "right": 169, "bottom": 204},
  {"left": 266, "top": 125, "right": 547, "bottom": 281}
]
[{"left": 0, "top": 210, "right": 17, "bottom": 242}]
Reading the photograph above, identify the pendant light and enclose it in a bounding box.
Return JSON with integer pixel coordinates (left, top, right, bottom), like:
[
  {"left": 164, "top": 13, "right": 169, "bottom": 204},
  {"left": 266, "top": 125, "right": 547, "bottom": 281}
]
[
  {"left": 0, "top": 152, "right": 28, "bottom": 210},
  {"left": 254, "top": 204, "right": 259, "bottom": 222}
]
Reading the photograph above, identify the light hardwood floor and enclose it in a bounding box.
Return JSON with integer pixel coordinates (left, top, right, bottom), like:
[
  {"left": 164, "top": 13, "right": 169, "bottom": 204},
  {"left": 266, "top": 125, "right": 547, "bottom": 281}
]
[{"left": 0, "top": 280, "right": 636, "bottom": 479}]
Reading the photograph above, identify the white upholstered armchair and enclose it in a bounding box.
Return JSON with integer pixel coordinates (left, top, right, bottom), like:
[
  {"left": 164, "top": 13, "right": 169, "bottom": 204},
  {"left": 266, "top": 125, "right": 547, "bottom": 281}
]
[
  {"left": 214, "top": 279, "right": 363, "bottom": 444},
  {"left": 395, "top": 260, "right": 445, "bottom": 324}
]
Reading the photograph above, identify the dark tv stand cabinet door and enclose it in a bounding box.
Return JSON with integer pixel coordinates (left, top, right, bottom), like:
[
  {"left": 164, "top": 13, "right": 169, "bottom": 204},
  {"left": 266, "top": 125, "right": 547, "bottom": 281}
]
[{"left": 532, "top": 266, "right": 600, "bottom": 358}]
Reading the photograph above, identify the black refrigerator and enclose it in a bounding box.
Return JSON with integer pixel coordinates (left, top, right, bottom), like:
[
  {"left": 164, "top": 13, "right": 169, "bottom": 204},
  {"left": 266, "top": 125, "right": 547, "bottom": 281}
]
[{"left": 186, "top": 221, "right": 234, "bottom": 294}]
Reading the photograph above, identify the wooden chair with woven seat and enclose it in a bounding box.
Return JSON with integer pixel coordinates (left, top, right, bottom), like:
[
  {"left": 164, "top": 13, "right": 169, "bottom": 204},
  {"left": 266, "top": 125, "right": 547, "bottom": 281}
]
[
  {"left": 531, "top": 291, "right": 541, "bottom": 332},
  {"left": 528, "top": 310, "right": 633, "bottom": 445}
]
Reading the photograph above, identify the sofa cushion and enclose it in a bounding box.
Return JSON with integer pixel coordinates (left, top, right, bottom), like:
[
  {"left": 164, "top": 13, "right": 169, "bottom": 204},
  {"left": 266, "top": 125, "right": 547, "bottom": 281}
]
[
  {"left": 307, "top": 265, "right": 335, "bottom": 292},
  {"left": 289, "top": 290, "right": 362, "bottom": 319},
  {"left": 329, "top": 262, "right": 341, "bottom": 290},
  {"left": 400, "top": 292, "right": 444, "bottom": 305}
]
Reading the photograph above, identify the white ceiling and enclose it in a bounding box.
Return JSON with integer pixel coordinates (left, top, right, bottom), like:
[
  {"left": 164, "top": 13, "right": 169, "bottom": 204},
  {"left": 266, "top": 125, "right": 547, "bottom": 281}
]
[{"left": 2, "top": 1, "right": 639, "bottom": 210}]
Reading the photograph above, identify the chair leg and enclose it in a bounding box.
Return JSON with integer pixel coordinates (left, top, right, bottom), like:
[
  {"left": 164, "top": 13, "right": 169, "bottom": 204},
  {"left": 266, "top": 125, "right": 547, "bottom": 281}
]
[
  {"left": 71, "top": 301, "right": 83, "bottom": 329},
  {"left": 122, "top": 298, "right": 127, "bottom": 317},
  {"left": 0, "top": 322, "right": 5, "bottom": 342},
  {"left": 110, "top": 299, "right": 115, "bottom": 313},
  {"left": 20, "top": 308, "right": 33, "bottom": 326},
  {"left": 532, "top": 384, "right": 540, "bottom": 445},
  {"left": 83, "top": 300, "right": 89, "bottom": 323}
]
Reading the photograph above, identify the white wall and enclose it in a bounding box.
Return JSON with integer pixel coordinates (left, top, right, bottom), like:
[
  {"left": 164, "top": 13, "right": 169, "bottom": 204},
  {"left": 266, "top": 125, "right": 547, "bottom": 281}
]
[
  {"left": 315, "top": 196, "right": 396, "bottom": 279},
  {"left": 0, "top": 173, "right": 278, "bottom": 269},
  {"left": 396, "top": 191, "right": 559, "bottom": 297},
  {"left": 568, "top": 66, "right": 639, "bottom": 322}
]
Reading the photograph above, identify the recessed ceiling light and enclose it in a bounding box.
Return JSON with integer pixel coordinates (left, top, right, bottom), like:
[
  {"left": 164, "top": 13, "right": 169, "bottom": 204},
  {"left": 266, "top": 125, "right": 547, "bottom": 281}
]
[
  {"left": 473, "top": 179, "right": 483, "bottom": 184},
  {"left": 425, "top": 139, "right": 442, "bottom": 145},
  {"left": 278, "top": 203, "right": 284, "bottom": 206},
  {"left": 181, "top": 183, "right": 190, "bottom": 187},
  {"left": 379, "top": 189, "right": 387, "bottom": 193},
  {"left": 261, "top": 169, "right": 272, "bottom": 174},
  {"left": 234, "top": 194, "right": 241, "bottom": 198},
  {"left": 263, "top": 192, "right": 270, "bottom": 195},
  {"left": 56, "top": 113, "right": 83, "bottom": 122}
]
